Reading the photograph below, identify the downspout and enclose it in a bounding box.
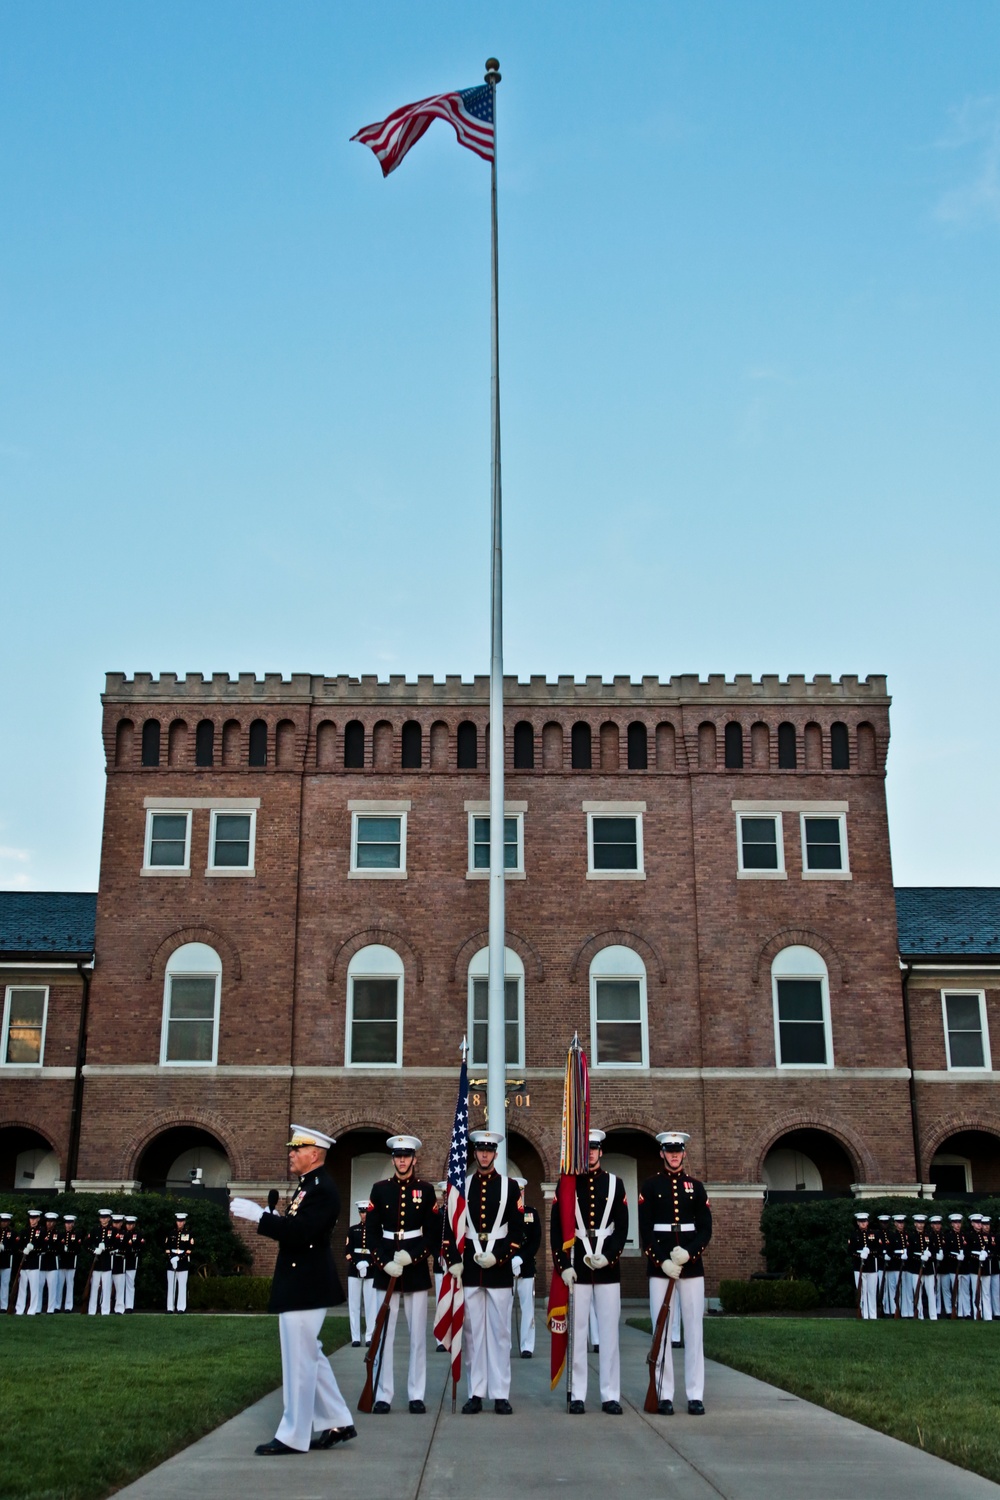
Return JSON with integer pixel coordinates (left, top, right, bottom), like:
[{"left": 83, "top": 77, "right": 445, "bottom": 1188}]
[
  {"left": 900, "top": 962, "right": 923, "bottom": 1195},
  {"left": 64, "top": 956, "right": 94, "bottom": 1191}
]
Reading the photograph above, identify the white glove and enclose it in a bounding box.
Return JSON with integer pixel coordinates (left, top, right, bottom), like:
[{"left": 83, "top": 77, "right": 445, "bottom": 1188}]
[
  {"left": 447, "top": 1261, "right": 463, "bottom": 1281},
  {"left": 23, "top": 1244, "right": 34, "bottom": 1256},
  {"left": 170, "top": 1256, "right": 179, "bottom": 1270},
  {"left": 357, "top": 1263, "right": 368, "bottom": 1279},
  {"left": 384, "top": 1259, "right": 404, "bottom": 1278},
  {"left": 511, "top": 1256, "right": 523, "bottom": 1276},
  {"left": 859, "top": 1247, "right": 869, "bottom": 1261},
  {"left": 899, "top": 1250, "right": 908, "bottom": 1261},
  {"left": 978, "top": 1250, "right": 989, "bottom": 1262},
  {"left": 936, "top": 1250, "right": 943, "bottom": 1262},
  {"left": 662, "top": 1260, "right": 682, "bottom": 1280},
  {"left": 670, "top": 1246, "right": 690, "bottom": 1266},
  {"left": 588, "top": 1253, "right": 609, "bottom": 1270},
  {"left": 561, "top": 1267, "right": 577, "bottom": 1287},
  {"left": 921, "top": 1250, "right": 931, "bottom": 1263},
  {"left": 473, "top": 1251, "right": 496, "bottom": 1270},
  {"left": 956, "top": 1251, "right": 965, "bottom": 1262},
  {"left": 395, "top": 1249, "right": 413, "bottom": 1268}
]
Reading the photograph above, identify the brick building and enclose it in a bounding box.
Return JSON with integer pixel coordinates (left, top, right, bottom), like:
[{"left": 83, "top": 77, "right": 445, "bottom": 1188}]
[{"left": 2, "top": 671, "right": 998, "bottom": 1293}]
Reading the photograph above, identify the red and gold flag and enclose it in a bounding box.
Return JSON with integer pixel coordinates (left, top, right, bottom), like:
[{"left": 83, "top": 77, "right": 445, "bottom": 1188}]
[{"left": 546, "top": 1035, "right": 589, "bottom": 1389}]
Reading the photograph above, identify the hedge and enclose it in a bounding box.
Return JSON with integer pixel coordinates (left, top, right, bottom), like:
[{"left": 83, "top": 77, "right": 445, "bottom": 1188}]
[
  {"left": 761, "top": 1196, "right": 1000, "bottom": 1307},
  {"left": 0, "top": 1191, "right": 252, "bottom": 1310},
  {"left": 719, "top": 1278, "right": 819, "bottom": 1314},
  {"left": 186, "top": 1276, "right": 273, "bottom": 1312}
]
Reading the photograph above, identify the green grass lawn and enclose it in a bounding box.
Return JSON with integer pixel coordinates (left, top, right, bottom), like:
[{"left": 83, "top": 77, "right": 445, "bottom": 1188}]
[
  {"left": 0, "top": 1314, "right": 350, "bottom": 1500},
  {"left": 630, "top": 1315, "right": 1000, "bottom": 1486}
]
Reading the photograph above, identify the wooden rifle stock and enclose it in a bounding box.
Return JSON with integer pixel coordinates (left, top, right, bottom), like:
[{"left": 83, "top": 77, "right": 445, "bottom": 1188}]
[
  {"left": 6, "top": 1253, "right": 25, "bottom": 1315},
  {"left": 357, "top": 1275, "right": 398, "bottom": 1413},
  {"left": 644, "top": 1278, "right": 675, "bottom": 1414}
]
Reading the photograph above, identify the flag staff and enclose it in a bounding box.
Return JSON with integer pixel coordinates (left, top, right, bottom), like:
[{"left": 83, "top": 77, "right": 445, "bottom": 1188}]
[{"left": 484, "top": 56, "right": 507, "bottom": 1174}]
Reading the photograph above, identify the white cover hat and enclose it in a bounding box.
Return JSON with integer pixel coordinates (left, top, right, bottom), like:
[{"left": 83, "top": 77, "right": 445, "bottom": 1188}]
[
  {"left": 469, "top": 1130, "right": 504, "bottom": 1147},
  {"left": 656, "top": 1131, "right": 690, "bottom": 1148},
  {"left": 588, "top": 1130, "right": 606, "bottom": 1146},
  {"left": 287, "top": 1124, "right": 336, "bottom": 1149},
  {"left": 387, "top": 1134, "right": 422, "bottom": 1153}
]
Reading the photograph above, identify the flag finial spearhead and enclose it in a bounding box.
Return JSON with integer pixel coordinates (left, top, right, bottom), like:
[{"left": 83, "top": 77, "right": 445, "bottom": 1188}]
[
  {"left": 485, "top": 58, "right": 501, "bottom": 85},
  {"left": 460, "top": 1036, "right": 468, "bottom": 1062}
]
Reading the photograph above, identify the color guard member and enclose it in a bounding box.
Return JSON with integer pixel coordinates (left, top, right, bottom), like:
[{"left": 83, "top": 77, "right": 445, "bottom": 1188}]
[
  {"left": 16, "top": 1209, "right": 44, "bottom": 1315},
  {"left": 41, "top": 1212, "right": 62, "bottom": 1312},
  {"left": 513, "top": 1176, "right": 541, "bottom": 1358},
  {"left": 910, "top": 1213, "right": 936, "bottom": 1320},
  {"left": 345, "top": 1200, "right": 376, "bottom": 1347},
  {"left": 849, "top": 1211, "right": 879, "bottom": 1320},
  {"left": 88, "top": 1208, "right": 114, "bottom": 1315},
  {"left": 0, "top": 1212, "right": 13, "bottom": 1311},
  {"left": 366, "top": 1134, "right": 440, "bottom": 1414},
  {"left": 165, "top": 1211, "right": 193, "bottom": 1312},
  {"left": 123, "top": 1216, "right": 143, "bottom": 1311}
]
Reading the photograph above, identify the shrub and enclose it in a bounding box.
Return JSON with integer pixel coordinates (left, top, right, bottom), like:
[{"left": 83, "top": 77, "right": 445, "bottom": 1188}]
[
  {"left": 719, "top": 1278, "right": 819, "bottom": 1314},
  {"left": 186, "top": 1276, "right": 273, "bottom": 1312}
]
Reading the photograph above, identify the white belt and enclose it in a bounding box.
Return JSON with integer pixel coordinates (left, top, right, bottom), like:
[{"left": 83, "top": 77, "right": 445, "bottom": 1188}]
[
  {"left": 654, "top": 1222, "right": 695, "bottom": 1233},
  {"left": 382, "top": 1229, "right": 422, "bottom": 1241}
]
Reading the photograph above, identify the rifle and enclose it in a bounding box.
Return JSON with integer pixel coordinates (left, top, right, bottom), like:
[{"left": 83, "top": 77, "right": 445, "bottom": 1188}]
[
  {"left": 358, "top": 1274, "right": 398, "bottom": 1413},
  {"left": 565, "top": 1280, "right": 575, "bottom": 1412},
  {"left": 854, "top": 1245, "right": 864, "bottom": 1320},
  {"left": 894, "top": 1253, "right": 903, "bottom": 1319},
  {"left": 644, "top": 1278, "right": 675, "bottom": 1414},
  {"left": 6, "top": 1252, "right": 25, "bottom": 1316},
  {"left": 79, "top": 1255, "right": 98, "bottom": 1314}
]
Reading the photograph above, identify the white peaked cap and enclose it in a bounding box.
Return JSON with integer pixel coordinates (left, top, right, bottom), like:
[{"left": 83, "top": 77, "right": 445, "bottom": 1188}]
[
  {"left": 514, "top": 1177, "right": 528, "bottom": 1188},
  {"left": 469, "top": 1130, "right": 504, "bottom": 1147},
  {"left": 287, "top": 1124, "right": 336, "bottom": 1149},
  {"left": 656, "top": 1131, "right": 690, "bottom": 1148},
  {"left": 387, "top": 1134, "right": 422, "bottom": 1153},
  {"left": 588, "top": 1130, "right": 606, "bottom": 1145},
  {"left": 355, "top": 1200, "right": 370, "bottom": 1210}
]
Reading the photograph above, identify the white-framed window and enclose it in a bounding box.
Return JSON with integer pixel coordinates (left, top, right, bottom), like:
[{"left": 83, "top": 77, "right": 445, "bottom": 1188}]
[
  {"left": 589, "top": 945, "right": 648, "bottom": 1067},
  {"left": 466, "top": 804, "right": 525, "bottom": 878},
  {"left": 160, "top": 943, "right": 221, "bottom": 1066},
  {"left": 800, "top": 813, "right": 850, "bottom": 879},
  {"left": 584, "top": 802, "right": 646, "bottom": 880},
  {"left": 143, "top": 809, "right": 192, "bottom": 874},
  {"left": 467, "top": 946, "right": 525, "bottom": 1068},
  {"left": 772, "top": 945, "right": 832, "bottom": 1068},
  {"left": 207, "top": 809, "right": 256, "bottom": 875},
  {"left": 942, "top": 990, "right": 991, "bottom": 1070},
  {"left": 1, "top": 986, "right": 48, "bottom": 1066},
  {"left": 347, "top": 944, "right": 403, "bottom": 1066},
  {"left": 349, "top": 800, "right": 409, "bottom": 878},
  {"left": 736, "top": 812, "right": 786, "bottom": 878}
]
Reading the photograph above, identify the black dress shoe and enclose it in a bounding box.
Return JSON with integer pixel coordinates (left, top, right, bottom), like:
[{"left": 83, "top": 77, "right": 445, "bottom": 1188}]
[
  {"left": 687, "top": 1400, "right": 705, "bottom": 1416},
  {"left": 255, "top": 1439, "right": 300, "bottom": 1456},
  {"left": 520, "top": 1350, "right": 533, "bottom": 1358},
  {"left": 462, "top": 1396, "right": 483, "bottom": 1414},
  {"left": 351, "top": 1340, "right": 361, "bottom": 1348},
  {"left": 569, "top": 1400, "right": 585, "bottom": 1415},
  {"left": 592, "top": 1344, "right": 599, "bottom": 1353},
  {"left": 657, "top": 1400, "right": 674, "bottom": 1416},
  {"left": 436, "top": 1343, "right": 447, "bottom": 1352},
  {"left": 311, "top": 1425, "right": 358, "bottom": 1449},
  {"left": 494, "top": 1399, "right": 513, "bottom": 1415},
  {"left": 409, "top": 1400, "right": 426, "bottom": 1414},
  {"left": 602, "top": 1400, "right": 623, "bottom": 1415},
  {"left": 371, "top": 1401, "right": 391, "bottom": 1414}
]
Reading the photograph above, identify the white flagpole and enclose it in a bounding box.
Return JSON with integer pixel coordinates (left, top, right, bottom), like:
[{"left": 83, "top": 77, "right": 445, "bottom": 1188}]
[{"left": 484, "top": 57, "right": 507, "bottom": 1174}]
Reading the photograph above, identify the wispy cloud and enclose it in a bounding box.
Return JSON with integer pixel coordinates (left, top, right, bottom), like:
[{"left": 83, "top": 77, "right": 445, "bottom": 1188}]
[
  {"left": 0, "top": 845, "right": 32, "bottom": 888},
  {"left": 934, "top": 96, "right": 1000, "bottom": 228}
]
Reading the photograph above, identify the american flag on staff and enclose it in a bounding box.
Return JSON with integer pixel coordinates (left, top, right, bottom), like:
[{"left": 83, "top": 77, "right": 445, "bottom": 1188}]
[
  {"left": 351, "top": 84, "right": 495, "bottom": 177},
  {"left": 433, "top": 1056, "right": 469, "bottom": 1384}
]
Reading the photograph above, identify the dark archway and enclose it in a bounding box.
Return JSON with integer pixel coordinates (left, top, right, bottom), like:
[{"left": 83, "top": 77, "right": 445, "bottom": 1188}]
[
  {"left": 931, "top": 1130, "right": 1000, "bottom": 1195},
  {"left": 136, "top": 1126, "right": 231, "bottom": 1200},
  {"left": 762, "top": 1128, "right": 855, "bottom": 1198},
  {"left": 601, "top": 1128, "right": 660, "bottom": 1296},
  {"left": 326, "top": 1129, "right": 394, "bottom": 1290},
  {"left": 0, "top": 1125, "right": 58, "bottom": 1193},
  {"left": 507, "top": 1129, "right": 547, "bottom": 1285}
]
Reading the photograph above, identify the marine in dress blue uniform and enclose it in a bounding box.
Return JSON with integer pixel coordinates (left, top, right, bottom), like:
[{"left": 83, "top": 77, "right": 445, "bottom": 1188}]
[
  {"left": 345, "top": 1201, "right": 376, "bottom": 1346},
  {"left": 365, "top": 1134, "right": 439, "bottom": 1414},
  {"left": 513, "top": 1177, "right": 541, "bottom": 1357}
]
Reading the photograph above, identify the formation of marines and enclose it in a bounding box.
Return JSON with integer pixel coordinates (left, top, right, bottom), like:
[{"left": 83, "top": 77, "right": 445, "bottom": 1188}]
[{"left": 850, "top": 1208, "right": 999, "bottom": 1320}]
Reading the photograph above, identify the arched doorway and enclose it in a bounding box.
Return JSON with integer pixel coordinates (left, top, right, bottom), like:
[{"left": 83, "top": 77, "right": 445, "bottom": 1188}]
[
  {"left": 326, "top": 1129, "right": 393, "bottom": 1289},
  {"left": 136, "top": 1126, "right": 231, "bottom": 1203},
  {"left": 602, "top": 1129, "right": 660, "bottom": 1295},
  {"left": 930, "top": 1130, "right": 1000, "bottom": 1195},
  {"left": 762, "top": 1129, "right": 855, "bottom": 1198},
  {"left": 0, "top": 1126, "right": 59, "bottom": 1193}
]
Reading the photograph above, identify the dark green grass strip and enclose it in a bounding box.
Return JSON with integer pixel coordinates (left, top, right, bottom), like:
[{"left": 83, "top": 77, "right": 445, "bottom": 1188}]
[
  {"left": 0, "top": 1314, "right": 350, "bottom": 1500},
  {"left": 629, "top": 1315, "right": 1000, "bottom": 1486}
]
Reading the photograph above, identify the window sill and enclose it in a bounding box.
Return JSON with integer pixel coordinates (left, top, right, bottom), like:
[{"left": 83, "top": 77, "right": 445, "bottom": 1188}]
[
  {"left": 159, "top": 1060, "right": 218, "bottom": 1068},
  {"left": 590, "top": 1061, "right": 649, "bottom": 1071},
  {"left": 801, "top": 870, "right": 852, "bottom": 881},
  {"left": 345, "top": 1061, "right": 403, "bottom": 1069},
  {"left": 586, "top": 870, "right": 645, "bottom": 881},
  {"left": 737, "top": 870, "right": 787, "bottom": 880},
  {"left": 775, "top": 1062, "right": 834, "bottom": 1071},
  {"left": 141, "top": 868, "right": 191, "bottom": 877},
  {"left": 348, "top": 869, "right": 407, "bottom": 880},
  {"left": 205, "top": 868, "right": 256, "bottom": 877},
  {"left": 466, "top": 870, "right": 526, "bottom": 880}
]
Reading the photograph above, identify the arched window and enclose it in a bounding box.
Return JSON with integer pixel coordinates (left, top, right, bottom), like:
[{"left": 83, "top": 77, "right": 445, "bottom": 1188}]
[
  {"left": 750, "top": 721, "right": 769, "bottom": 769},
  {"left": 542, "top": 721, "right": 563, "bottom": 769},
  {"left": 571, "top": 722, "right": 592, "bottom": 769},
  {"left": 346, "top": 945, "right": 403, "bottom": 1067},
  {"left": 457, "top": 721, "right": 478, "bottom": 770},
  {"left": 655, "top": 722, "right": 675, "bottom": 771},
  {"left": 830, "top": 722, "right": 850, "bottom": 770},
  {"left": 430, "top": 721, "right": 448, "bottom": 769},
  {"left": 343, "top": 720, "right": 364, "bottom": 768},
  {"left": 161, "top": 943, "right": 221, "bottom": 1066},
  {"left": 804, "top": 722, "right": 822, "bottom": 771},
  {"left": 167, "top": 719, "right": 188, "bottom": 767},
  {"left": 141, "top": 719, "right": 160, "bottom": 767},
  {"left": 777, "top": 722, "right": 797, "bottom": 769},
  {"left": 771, "top": 946, "right": 831, "bottom": 1068},
  {"left": 627, "top": 722, "right": 647, "bottom": 770},
  {"left": 195, "top": 720, "right": 215, "bottom": 768},
  {"left": 600, "top": 722, "right": 620, "bottom": 771},
  {"left": 724, "top": 722, "right": 744, "bottom": 769},
  {"left": 401, "top": 721, "right": 422, "bottom": 769},
  {"left": 315, "top": 720, "right": 336, "bottom": 769},
  {"left": 467, "top": 946, "right": 525, "bottom": 1068},
  {"left": 589, "top": 945, "right": 648, "bottom": 1068},
  {"left": 513, "top": 721, "right": 534, "bottom": 769},
  {"left": 114, "top": 718, "right": 135, "bottom": 768},
  {"left": 248, "top": 719, "right": 268, "bottom": 767}
]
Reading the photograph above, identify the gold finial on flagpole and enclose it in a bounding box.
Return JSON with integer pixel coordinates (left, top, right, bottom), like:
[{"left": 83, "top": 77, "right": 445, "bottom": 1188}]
[
  {"left": 460, "top": 1035, "right": 468, "bottom": 1062},
  {"left": 485, "top": 58, "right": 501, "bottom": 84}
]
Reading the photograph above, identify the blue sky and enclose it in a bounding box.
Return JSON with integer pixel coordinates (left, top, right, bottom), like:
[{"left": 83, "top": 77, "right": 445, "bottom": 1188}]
[{"left": 2, "top": 2, "right": 998, "bottom": 891}]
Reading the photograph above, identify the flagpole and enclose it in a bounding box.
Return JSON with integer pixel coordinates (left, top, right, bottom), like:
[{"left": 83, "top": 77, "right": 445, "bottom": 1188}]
[{"left": 484, "top": 56, "right": 507, "bottom": 1175}]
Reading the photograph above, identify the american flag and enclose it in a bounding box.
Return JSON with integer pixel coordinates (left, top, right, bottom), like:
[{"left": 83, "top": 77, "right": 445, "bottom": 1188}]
[
  {"left": 351, "top": 85, "right": 494, "bottom": 177},
  {"left": 433, "top": 1057, "right": 469, "bottom": 1383}
]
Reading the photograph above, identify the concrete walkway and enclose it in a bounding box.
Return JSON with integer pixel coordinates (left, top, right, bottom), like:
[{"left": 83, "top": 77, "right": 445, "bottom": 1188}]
[{"left": 116, "top": 1318, "right": 997, "bottom": 1500}]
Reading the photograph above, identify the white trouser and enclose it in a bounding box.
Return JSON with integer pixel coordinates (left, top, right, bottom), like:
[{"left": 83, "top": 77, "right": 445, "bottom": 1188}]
[
  {"left": 376, "top": 1289, "right": 428, "bottom": 1405},
  {"left": 112, "top": 1272, "right": 127, "bottom": 1312},
  {"left": 125, "top": 1266, "right": 137, "bottom": 1310},
  {"left": 899, "top": 1271, "right": 916, "bottom": 1318},
  {"left": 61, "top": 1269, "right": 77, "bottom": 1310},
  {"left": 882, "top": 1269, "right": 899, "bottom": 1315},
  {"left": 570, "top": 1282, "right": 620, "bottom": 1403},
  {"left": 854, "top": 1270, "right": 878, "bottom": 1320},
  {"left": 939, "top": 1272, "right": 955, "bottom": 1315},
  {"left": 43, "top": 1269, "right": 60, "bottom": 1311},
  {"left": 16, "top": 1267, "right": 42, "bottom": 1314},
  {"left": 0, "top": 1265, "right": 10, "bottom": 1310},
  {"left": 588, "top": 1298, "right": 599, "bottom": 1346},
  {"left": 465, "top": 1285, "right": 513, "bottom": 1399},
  {"left": 649, "top": 1278, "right": 705, "bottom": 1402},
  {"left": 348, "top": 1277, "right": 376, "bottom": 1343},
  {"left": 991, "top": 1273, "right": 1000, "bottom": 1317},
  {"left": 89, "top": 1269, "right": 112, "bottom": 1313},
  {"left": 958, "top": 1275, "right": 974, "bottom": 1317},
  {"left": 515, "top": 1275, "right": 535, "bottom": 1353},
  {"left": 971, "top": 1274, "right": 992, "bottom": 1320},
  {"left": 275, "top": 1307, "right": 353, "bottom": 1452},
  {"left": 669, "top": 1288, "right": 683, "bottom": 1342},
  {"left": 166, "top": 1269, "right": 188, "bottom": 1311},
  {"left": 913, "top": 1274, "right": 937, "bottom": 1319}
]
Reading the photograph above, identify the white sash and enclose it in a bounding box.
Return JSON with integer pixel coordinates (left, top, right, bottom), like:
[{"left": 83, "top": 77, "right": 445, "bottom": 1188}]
[
  {"left": 465, "top": 1172, "right": 510, "bottom": 1259},
  {"left": 574, "top": 1173, "right": 617, "bottom": 1261}
]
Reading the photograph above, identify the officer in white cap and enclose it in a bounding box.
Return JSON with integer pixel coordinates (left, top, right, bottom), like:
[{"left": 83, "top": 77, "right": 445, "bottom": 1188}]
[
  {"left": 164, "top": 1211, "right": 193, "bottom": 1312},
  {"left": 441, "top": 1129, "right": 524, "bottom": 1415},
  {"left": 941, "top": 1212, "right": 965, "bottom": 1316},
  {"left": 910, "top": 1214, "right": 936, "bottom": 1320},
  {"left": 0, "top": 1213, "right": 14, "bottom": 1311},
  {"left": 59, "top": 1215, "right": 81, "bottom": 1311},
  {"left": 638, "top": 1133, "right": 712, "bottom": 1414},
  {"left": 123, "top": 1216, "right": 143, "bottom": 1312},
  {"left": 849, "top": 1210, "right": 879, "bottom": 1319},
  {"left": 87, "top": 1208, "right": 114, "bottom": 1314},
  {"left": 252, "top": 1125, "right": 355, "bottom": 1455},
  {"left": 111, "top": 1213, "right": 128, "bottom": 1313},
  {"left": 41, "top": 1212, "right": 62, "bottom": 1312},
  {"left": 985, "top": 1216, "right": 1000, "bottom": 1319},
  {"left": 551, "top": 1129, "right": 630, "bottom": 1414},
  {"left": 968, "top": 1214, "right": 991, "bottom": 1320},
  {"left": 512, "top": 1177, "right": 541, "bottom": 1358},
  {"left": 344, "top": 1200, "right": 376, "bottom": 1346},
  {"left": 366, "top": 1134, "right": 439, "bottom": 1414},
  {"left": 15, "top": 1209, "right": 44, "bottom": 1314}
]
